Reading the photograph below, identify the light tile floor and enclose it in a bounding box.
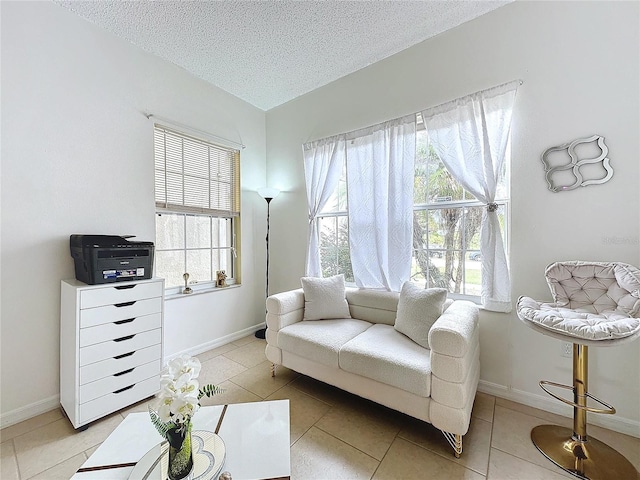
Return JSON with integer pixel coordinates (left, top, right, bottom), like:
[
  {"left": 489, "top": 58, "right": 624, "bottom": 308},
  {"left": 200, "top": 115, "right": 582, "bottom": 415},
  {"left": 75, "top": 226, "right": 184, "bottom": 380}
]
[{"left": 2, "top": 335, "right": 639, "bottom": 479}]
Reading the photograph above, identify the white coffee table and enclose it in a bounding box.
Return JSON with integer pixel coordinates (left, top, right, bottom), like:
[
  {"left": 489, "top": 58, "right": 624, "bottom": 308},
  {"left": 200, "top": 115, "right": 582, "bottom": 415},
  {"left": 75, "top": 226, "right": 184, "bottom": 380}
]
[{"left": 72, "top": 400, "right": 290, "bottom": 480}]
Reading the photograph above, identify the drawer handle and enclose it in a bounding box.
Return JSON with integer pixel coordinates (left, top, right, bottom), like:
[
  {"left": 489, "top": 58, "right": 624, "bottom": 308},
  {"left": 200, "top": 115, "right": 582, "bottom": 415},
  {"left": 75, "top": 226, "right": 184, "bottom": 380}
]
[
  {"left": 114, "top": 284, "right": 136, "bottom": 290},
  {"left": 114, "top": 368, "right": 135, "bottom": 377},
  {"left": 113, "top": 334, "right": 135, "bottom": 342},
  {"left": 114, "top": 301, "right": 136, "bottom": 308},
  {"left": 113, "top": 385, "right": 134, "bottom": 394},
  {"left": 114, "top": 351, "right": 135, "bottom": 359},
  {"left": 114, "top": 318, "right": 135, "bottom": 325}
]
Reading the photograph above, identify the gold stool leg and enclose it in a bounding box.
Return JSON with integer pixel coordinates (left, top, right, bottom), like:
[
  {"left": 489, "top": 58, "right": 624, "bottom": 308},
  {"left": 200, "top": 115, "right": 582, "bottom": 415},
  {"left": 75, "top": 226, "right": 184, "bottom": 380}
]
[{"left": 531, "top": 344, "right": 637, "bottom": 479}]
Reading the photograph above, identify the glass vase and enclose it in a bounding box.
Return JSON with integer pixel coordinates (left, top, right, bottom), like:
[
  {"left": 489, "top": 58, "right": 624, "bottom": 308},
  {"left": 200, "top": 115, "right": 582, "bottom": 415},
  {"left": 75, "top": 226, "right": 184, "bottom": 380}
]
[{"left": 166, "top": 421, "right": 194, "bottom": 480}]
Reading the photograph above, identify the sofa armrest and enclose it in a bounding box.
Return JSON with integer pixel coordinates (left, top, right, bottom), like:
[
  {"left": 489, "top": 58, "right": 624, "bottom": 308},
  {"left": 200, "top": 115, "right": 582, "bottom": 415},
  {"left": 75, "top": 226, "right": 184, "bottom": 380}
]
[
  {"left": 428, "top": 300, "right": 480, "bottom": 435},
  {"left": 428, "top": 300, "right": 479, "bottom": 358},
  {"left": 266, "top": 288, "right": 305, "bottom": 332}
]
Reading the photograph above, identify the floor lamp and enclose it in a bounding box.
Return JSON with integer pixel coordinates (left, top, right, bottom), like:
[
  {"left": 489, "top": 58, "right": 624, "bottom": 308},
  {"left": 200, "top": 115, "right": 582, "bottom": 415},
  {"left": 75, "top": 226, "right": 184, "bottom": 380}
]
[{"left": 255, "top": 187, "right": 280, "bottom": 339}]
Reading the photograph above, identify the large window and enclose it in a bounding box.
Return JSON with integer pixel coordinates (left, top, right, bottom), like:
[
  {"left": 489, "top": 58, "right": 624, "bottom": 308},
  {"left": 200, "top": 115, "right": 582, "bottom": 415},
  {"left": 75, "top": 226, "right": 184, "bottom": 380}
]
[
  {"left": 316, "top": 114, "right": 509, "bottom": 300},
  {"left": 317, "top": 161, "right": 353, "bottom": 282},
  {"left": 154, "top": 125, "right": 240, "bottom": 292}
]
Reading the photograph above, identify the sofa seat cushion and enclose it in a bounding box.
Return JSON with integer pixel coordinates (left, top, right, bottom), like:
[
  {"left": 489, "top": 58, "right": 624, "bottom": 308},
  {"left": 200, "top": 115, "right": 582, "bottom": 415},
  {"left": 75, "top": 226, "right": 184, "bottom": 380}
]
[
  {"left": 339, "top": 324, "right": 431, "bottom": 398},
  {"left": 278, "top": 318, "right": 372, "bottom": 368}
]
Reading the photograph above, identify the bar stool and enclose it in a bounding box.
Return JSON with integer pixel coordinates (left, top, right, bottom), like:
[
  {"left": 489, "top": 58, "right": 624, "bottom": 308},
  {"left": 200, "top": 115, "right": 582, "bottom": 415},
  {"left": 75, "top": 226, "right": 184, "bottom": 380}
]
[{"left": 517, "top": 261, "right": 640, "bottom": 480}]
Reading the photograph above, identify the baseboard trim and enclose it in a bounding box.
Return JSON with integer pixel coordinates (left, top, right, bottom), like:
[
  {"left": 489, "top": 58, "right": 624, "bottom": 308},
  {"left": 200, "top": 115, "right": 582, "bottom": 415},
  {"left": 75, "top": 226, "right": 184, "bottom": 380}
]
[
  {"left": 0, "top": 394, "right": 61, "bottom": 429},
  {"left": 0, "top": 324, "right": 266, "bottom": 430},
  {"left": 164, "top": 323, "right": 265, "bottom": 360},
  {"left": 478, "top": 380, "right": 640, "bottom": 439},
  {"left": 9, "top": 335, "right": 636, "bottom": 439}
]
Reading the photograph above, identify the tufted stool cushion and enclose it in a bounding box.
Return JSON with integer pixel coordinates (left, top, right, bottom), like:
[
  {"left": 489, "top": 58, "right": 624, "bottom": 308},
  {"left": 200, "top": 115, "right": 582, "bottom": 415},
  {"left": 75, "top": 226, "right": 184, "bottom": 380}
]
[{"left": 517, "top": 261, "right": 640, "bottom": 341}]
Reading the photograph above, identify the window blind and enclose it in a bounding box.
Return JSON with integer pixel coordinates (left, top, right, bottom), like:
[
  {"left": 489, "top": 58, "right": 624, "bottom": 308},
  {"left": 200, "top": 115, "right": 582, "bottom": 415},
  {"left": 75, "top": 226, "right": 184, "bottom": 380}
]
[{"left": 154, "top": 125, "right": 240, "bottom": 217}]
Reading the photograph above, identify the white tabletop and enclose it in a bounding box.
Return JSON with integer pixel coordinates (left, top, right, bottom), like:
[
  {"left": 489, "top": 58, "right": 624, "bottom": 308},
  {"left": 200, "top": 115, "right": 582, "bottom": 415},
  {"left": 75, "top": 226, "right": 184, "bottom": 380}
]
[{"left": 73, "top": 400, "right": 290, "bottom": 480}]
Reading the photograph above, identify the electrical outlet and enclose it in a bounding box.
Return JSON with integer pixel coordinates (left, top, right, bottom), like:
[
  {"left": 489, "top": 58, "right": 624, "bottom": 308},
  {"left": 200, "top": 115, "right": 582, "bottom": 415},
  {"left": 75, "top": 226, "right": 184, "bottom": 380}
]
[{"left": 561, "top": 342, "right": 572, "bottom": 358}]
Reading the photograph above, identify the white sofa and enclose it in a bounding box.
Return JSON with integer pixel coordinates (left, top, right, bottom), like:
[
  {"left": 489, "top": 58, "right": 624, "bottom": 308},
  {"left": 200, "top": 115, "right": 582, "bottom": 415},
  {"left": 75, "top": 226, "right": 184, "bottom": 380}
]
[{"left": 264, "top": 287, "right": 480, "bottom": 457}]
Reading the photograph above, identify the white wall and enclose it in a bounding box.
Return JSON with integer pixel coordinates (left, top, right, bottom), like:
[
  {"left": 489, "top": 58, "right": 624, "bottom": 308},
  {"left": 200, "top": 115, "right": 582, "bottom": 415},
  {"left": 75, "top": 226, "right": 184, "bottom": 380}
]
[
  {"left": 2, "top": 0, "right": 638, "bottom": 437},
  {"left": 266, "top": 1, "right": 640, "bottom": 436},
  {"left": 0, "top": 2, "right": 267, "bottom": 426}
]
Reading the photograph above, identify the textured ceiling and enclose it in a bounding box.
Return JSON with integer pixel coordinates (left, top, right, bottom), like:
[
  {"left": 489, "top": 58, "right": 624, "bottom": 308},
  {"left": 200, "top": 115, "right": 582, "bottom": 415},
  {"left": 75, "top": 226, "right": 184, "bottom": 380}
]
[{"left": 54, "top": 1, "right": 510, "bottom": 111}]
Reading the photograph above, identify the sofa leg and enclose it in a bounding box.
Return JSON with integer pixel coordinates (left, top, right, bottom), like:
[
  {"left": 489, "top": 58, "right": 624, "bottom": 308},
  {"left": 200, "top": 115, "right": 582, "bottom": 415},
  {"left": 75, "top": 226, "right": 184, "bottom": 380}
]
[
  {"left": 442, "top": 431, "right": 463, "bottom": 458},
  {"left": 271, "top": 363, "right": 277, "bottom": 377}
]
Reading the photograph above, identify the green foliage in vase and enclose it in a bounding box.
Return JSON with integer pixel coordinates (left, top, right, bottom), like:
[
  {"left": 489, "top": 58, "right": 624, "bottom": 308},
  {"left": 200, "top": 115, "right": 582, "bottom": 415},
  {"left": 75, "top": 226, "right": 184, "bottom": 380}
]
[
  {"left": 198, "top": 383, "right": 225, "bottom": 400},
  {"left": 149, "top": 406, "right": 172, "bottom": 438}
]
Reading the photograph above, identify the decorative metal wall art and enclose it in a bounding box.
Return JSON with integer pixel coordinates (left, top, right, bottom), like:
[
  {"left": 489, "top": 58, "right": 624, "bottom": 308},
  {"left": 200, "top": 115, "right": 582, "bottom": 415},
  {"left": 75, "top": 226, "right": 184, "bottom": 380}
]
[{"left": 541, "top": 135, "right": 613, "bottom": 192}]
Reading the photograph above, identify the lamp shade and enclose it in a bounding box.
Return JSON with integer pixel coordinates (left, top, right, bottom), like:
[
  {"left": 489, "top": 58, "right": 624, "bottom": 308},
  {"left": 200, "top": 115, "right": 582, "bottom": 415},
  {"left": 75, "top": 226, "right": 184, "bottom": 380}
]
[{"left": 257, "top": 187, "right": 280, "bottom": 200}]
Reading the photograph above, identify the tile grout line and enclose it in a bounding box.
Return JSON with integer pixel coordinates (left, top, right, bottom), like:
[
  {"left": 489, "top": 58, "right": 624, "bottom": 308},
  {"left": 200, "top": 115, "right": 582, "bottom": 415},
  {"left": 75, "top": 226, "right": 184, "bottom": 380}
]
[
  {"left": 485, "top": 399, "right": 496, "bottom": 479},
  {"left": 489, "top": 444, "right": 575, "bottom": 479},
  {"left": 13, "top": 438, "right": 22, "bottom": 480},
  {"left": 397, "top": 430, "right": 484, "bottom": 477},
  {"left": 309, "top": 423, "right": 381, "bottom": 464},
  {"left": 491, "top": 402, "right": 583, "bottom": 478},
  {"left": 495, "top": 400, "right": 573, "bottom": 426},
  {"left": 0, "top": 410, "right": 64, "bottom": 444},
  {"left": 285, "top": 383, "right": 335, "bottom": 409}
]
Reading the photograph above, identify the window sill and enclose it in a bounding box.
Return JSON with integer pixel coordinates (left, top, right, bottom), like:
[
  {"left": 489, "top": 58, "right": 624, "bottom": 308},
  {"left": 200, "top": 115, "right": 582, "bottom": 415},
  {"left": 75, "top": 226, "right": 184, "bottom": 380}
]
[{"left": 164, "top": 283, "right": 241, "bottom": 301}]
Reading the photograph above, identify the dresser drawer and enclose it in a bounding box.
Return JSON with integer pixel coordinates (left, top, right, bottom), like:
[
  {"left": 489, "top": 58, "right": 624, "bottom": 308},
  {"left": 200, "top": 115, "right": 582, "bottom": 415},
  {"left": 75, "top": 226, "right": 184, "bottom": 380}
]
[
  {"left": 80, "top": 313, "right": 161, "bottom": 347},
  {"left": 79, "top": 328, "right": 162, "bottom": 366},
  {"left": 79, "top": 375, "right": 159, "bottom": 425},
  {"left": 80, "top": 344, "right": 162, "bottom": 385},
  {"left": 80, "top": 281, "right": 163, "bottom": 309},
  {"left": 80, "top": 297, "right": 162, "bottom": 328},
  {"left": 79, "top": 359, "right": 161, "bottom": 404}
]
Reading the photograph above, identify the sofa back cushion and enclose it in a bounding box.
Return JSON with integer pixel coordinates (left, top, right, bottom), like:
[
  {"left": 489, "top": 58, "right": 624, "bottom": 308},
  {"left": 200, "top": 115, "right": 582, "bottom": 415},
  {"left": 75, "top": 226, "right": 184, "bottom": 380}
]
[
  {"left": 394, "top": 282, "right": 447, "bottom": 349},
  {"left": 301, "top": 274, "right": 352, "bottom": 320},
  {"left": 346, "top": 288, "right": 399, "bottom": 325}
]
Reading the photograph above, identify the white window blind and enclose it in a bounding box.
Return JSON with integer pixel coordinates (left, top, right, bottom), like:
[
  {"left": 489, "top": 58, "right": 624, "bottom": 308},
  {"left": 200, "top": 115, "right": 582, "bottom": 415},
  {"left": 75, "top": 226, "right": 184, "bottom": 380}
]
[{"left": 154, "top": 125, "right": 240, "bottom": 217}]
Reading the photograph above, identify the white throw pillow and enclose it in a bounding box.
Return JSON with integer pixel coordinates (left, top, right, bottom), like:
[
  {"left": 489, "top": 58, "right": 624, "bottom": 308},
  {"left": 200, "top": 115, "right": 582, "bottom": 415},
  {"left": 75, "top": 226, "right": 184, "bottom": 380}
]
[
  {"left": 394, "top": 282, "right": 447, "bottom": 349},
  {"left": 301, "top": 274, "right": 352, "bottom": 320}
]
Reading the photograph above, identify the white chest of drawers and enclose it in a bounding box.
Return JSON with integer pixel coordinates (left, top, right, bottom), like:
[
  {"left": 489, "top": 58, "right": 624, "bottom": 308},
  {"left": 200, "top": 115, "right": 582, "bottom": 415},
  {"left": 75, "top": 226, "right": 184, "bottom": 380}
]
[{"left": 60, "top": 278, "right": 164, "bottom": 429}]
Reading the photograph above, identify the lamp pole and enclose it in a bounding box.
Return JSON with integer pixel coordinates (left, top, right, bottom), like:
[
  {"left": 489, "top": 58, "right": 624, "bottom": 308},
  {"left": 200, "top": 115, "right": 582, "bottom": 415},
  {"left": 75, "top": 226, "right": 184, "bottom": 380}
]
[
  {"left": 255, "top": 188, "right": 279, "bottom": 339},
  {"left": 264, "top": 196, "right": 273, "bottom": 301}
]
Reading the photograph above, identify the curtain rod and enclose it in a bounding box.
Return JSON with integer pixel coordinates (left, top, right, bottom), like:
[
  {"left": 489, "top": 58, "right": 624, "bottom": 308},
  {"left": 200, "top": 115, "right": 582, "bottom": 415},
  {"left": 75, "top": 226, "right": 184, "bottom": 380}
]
[
  {"left": 304, "top": 78, "right": 524, "bottom": 146},
  {"left": 144, "top": 113, "right": 246, "bottom": 150},
  {"left": 420, "top": 79, "right": 523, "bottom": 120}
]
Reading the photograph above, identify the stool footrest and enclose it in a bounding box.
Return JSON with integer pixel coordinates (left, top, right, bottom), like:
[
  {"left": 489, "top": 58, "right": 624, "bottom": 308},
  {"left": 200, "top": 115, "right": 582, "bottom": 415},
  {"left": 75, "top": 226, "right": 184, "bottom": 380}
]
[{"left": 539, "top": 381, "right": 616, "bottom": 415}]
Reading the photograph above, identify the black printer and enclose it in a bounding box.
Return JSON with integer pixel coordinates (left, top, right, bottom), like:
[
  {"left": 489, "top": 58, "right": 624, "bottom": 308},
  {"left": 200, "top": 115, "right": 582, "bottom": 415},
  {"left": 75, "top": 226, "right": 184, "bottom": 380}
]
[{"left": 70, "top": 235, "right": 154, "bottom": 285}]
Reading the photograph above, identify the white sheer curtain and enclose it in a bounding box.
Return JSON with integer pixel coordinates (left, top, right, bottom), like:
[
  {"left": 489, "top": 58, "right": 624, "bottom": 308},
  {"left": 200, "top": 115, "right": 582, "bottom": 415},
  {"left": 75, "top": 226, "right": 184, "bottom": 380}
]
[
  {"left": 421, "top": 81, "right": 519, "bottom": 312},
  {"left": 346, "top": 115, "right": 416, "bottom": 291},
  {"left": 302, "top": 135, "right": 346, "bottom": 277}
]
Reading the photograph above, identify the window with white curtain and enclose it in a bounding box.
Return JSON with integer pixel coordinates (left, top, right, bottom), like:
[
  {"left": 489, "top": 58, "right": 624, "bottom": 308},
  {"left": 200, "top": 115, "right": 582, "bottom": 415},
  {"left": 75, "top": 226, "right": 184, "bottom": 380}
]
[
  {"left": 154, "top": 125, "right": 240, "bottom": 292},
  {"left": 315, "top": 113, "right": 510, "bottom": 301},
  {"left": 316, "top": 160, "right": 353, "bottom": 282},
  {"left": 412, "top": 115, "right": 509, "bottom": 298},
  {"left": 309, "top": 81, "right": 518, "bottom": 308}
]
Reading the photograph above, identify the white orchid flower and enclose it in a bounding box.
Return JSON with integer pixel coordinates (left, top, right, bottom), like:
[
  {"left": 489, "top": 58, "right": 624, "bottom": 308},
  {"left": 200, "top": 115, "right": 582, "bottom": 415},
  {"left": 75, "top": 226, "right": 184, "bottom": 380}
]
[{"left": 152, "top": 354, "right": 219, "bottom": 436}]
